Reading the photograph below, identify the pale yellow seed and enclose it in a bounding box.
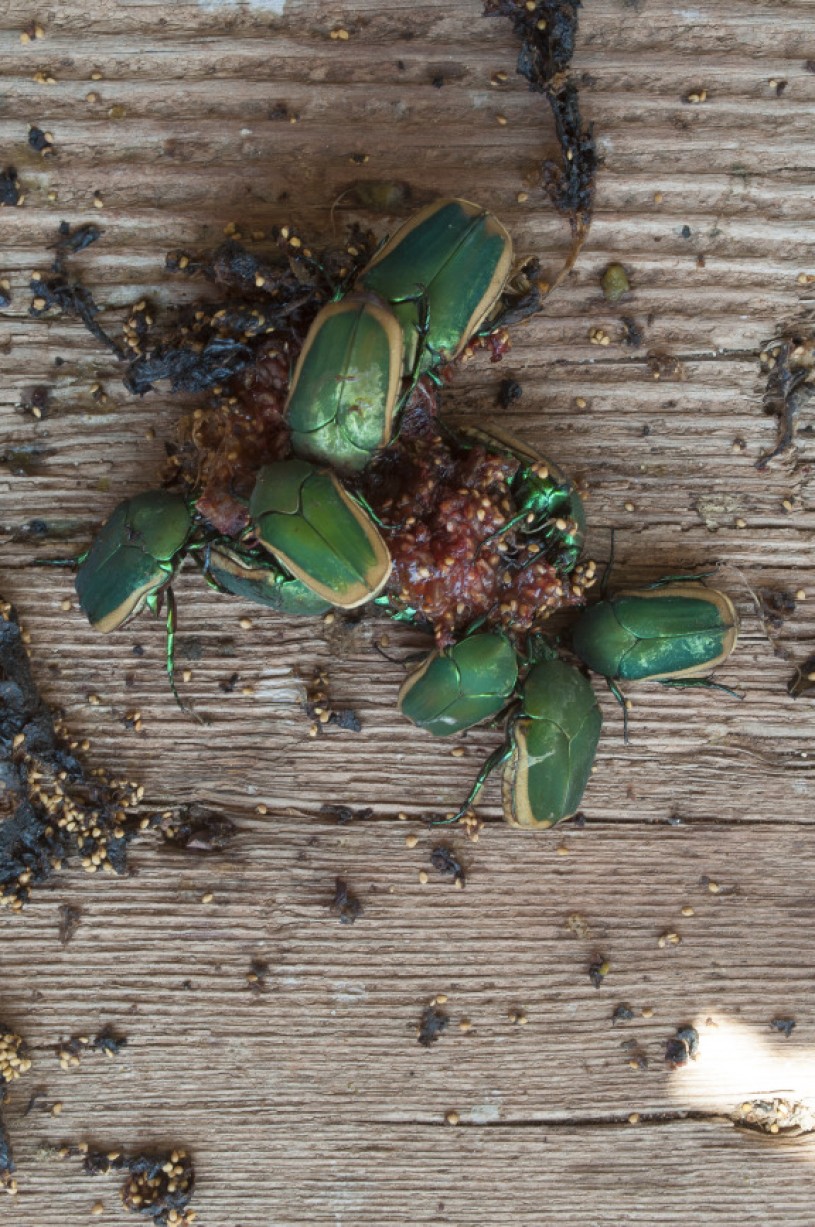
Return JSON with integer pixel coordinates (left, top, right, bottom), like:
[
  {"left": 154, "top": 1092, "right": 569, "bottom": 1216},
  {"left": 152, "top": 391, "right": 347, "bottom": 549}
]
[
  {"left": 681, "top": 905, "right": 695, "bottom": 917},
  {"left": 201, "top": 892, "right": 214, "bottom": 904},
  {"left": 418, "top": 870, "right": 429, "bottom": 885},
  {"left": 405, "top": 833, "right": 419, "bottom": 849},
  {"left": 445, "top": 1110, "right": 460, "bottom": 1125},
  {"left": 92, "top": 1202, "right": 104, "bottom": 1216},
  {"left": 239, "top": 617, "right": 253, "bottom": 629},
  {"left": 61, "top": 598, "right": 72, "bottom": 611},
  {"left": 795, "top": 589, "right": 806, "bottom": 601},
  {"left": 628, "top": 1112, "right": 640, "bottom": 1124}
]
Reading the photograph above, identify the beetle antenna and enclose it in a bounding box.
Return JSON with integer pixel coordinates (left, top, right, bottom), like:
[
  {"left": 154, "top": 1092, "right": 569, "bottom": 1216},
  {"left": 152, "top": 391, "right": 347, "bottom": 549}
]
[
  {"left": 600, "top": 527, "right": 616, "bottom": 595},
  {"left": 659, "top": 677, "right": 744, "bottom": 700}
]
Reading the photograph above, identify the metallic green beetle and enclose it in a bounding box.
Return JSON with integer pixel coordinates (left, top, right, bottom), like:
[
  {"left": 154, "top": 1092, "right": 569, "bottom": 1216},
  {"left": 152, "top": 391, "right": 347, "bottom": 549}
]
[
  {"left": 203, "top": 542, "right": 332, "bottom": 616},
  {"left": 446, "top": 657, "right": 602, "bottom": 829},
  {"left": 76, "top": 490, "right": 192, "bottom": 633},
  {"left": 398, "top": 632, "right": 518, "bottom": 737},
  {"left": 248, "top": 459, "right": 392, "bottom": 610},
  {"left": 502, "top": 659, "right": 602, "bottom": 829},
  {"left": 75, "top": 489, "right": 193, "bottom": 708},
  {"left": 452, "top": 422, "right": 586, "bottom": 573},
  {"left": 286, "top": 293, "right": 404, "bottom": 473},
  {"left": 358, "top": 197, "right": 513, "bottom": 371},
  {"left": 572, "top": 582, "right": 739, "bottom": 686}
]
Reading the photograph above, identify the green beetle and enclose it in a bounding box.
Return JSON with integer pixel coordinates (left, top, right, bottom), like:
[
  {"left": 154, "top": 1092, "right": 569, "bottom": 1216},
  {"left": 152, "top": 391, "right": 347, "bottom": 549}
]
[
  {"left": 398, "top": 632, "right": 518, "bottom": 737},
  {"left": 203, "top": 542, "right": 332, "bottom": 616},
  {"left": 248, "top": 459, "right": 392, "bottom": 610},
  {"left": 286, "top": 293, "right": 404, "bottom": 473},
  {"left": 572, "top": 582, "right": 739, "bottom": 686},
  {"left": 75, "top": 489, "right": 193, "bottom": 708},
  {"left": 443, "top": 656, "right": 602, "bottom": 829},
  {"left": 502, "top": 659, "right": 602, "bottom": 829},
  {"left": 571, "top": 580, "right": 740, "bottom": 738},
  {"left": 76, "top": 490, "right": 192, "bottom": 633},
  {"left": 358, "top": 197, "right": 513, "bottom": 371},
  {"left": 452, "top": 422, "right": 586, "bottom": 574}
]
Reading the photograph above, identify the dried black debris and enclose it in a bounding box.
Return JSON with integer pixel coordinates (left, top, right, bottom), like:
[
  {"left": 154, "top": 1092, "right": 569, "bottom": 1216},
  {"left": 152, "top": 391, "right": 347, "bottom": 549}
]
[
  {"left": 757, "top": 335, "right": 814, "bottom": 469},
  {"left": 759, "top": 586, "right": 797, "bottom": 633},
  {"left": 219, "top": 671, "right": 240, "bottom": 694},
  {"left": 588, "top": 957, "right": 610, "bottom": 988},
  {"left": 418, "top": 1004, "right": 450, "bottom": 1047},
  {"left": 320, "top": 804, "right": 374, "bottom": 825},
  {"left": 770, "top": 1017, "right": 796, "bottom": 1038},
  {"left": 159, "top": 804, "right": 237, "bottom": 852},
  {"left": 27, "top": 125, "right": 54, "bottom": 155},
  {"left": 0, "top": 167, "right": 22, "bottom": 208},
  {"left": 486, "top": 0, "right": 597, "bottom": 290},
  {"left": 29, "top": 273, "right": 123, "bottom": 358},
  {"left": 429, "top": 843, "right": 465, "bottom": 887},
  {"left": 306, "top": 669, "right": 362, "bottom": 735},
  {"left": 497, "top": 378, "right": 523, "bottom": 409},
  {"left": 57, "top": 1026, "right": 127, "bottom": 1070},
  {"left": 331, "top": 876, "right": 363, "bottom": 924},
  {"left": 54, "top": 220, "right": 102, "bottom": 256},
  {"left": 0, "top": 1025, "right": 31, "bottom": 1195},
  {"left": 20, "top": 385, "right": 50, "bottom": 420},
  {"left": 611, "top": 1003, "right": 635, "bottom": 1026},
  {"left": 0, "top": 598, "right": 148, "bottom": 911},
  {"left": 665, "top": 1024, "right": 699, "bottom": 1068},
  {"left": 788, "top": 655, "right": 815, "bottom": 699},
  {"left": 83, "top": 1147, "right": 195, "bottom": 1226},
  {"left": 124, "top": 230, "right": 376, "bottom": 397},
  {"left": 621, "top": 316, "right": 644, "bottom": 348},
  {"left": 57, "top": 903, "right": 82, "bottom": 945}
]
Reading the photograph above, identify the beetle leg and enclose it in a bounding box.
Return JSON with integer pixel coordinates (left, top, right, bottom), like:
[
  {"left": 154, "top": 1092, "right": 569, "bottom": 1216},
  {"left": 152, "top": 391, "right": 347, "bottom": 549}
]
[
  {"left": 659, "top": 677, "right": 744, "bottom": 700},
  {"left": 432, "top": 740, "right": 514, "bottom": 826},
  {"left": 33, "top": 549, "right": 88, "bottom": 568},
  {"left": 160, "top": 588, "right": 206, "bottom": 723},
  {"left": 647, "top": 572, "right": 716, "bottom": 589},
  {"left": 607, "top": 678, "right": 629, "bottom": 743}
]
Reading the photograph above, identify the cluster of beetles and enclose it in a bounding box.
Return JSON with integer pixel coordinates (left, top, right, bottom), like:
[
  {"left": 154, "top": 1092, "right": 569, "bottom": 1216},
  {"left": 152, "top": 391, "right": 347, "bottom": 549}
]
[{"left": 74, "top": 198, "right": 740, "bottom": 829}]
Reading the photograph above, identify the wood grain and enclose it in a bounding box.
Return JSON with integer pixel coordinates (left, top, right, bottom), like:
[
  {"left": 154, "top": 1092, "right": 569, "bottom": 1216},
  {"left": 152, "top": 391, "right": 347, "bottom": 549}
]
[{"left": 2, "top": 0, "right": 815, "bottom": 1222}]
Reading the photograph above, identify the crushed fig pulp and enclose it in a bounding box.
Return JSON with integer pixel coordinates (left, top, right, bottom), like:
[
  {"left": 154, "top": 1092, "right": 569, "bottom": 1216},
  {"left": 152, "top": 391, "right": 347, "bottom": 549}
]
[{"left": 361, "top": 389, "right": 592, "bottom": 647}]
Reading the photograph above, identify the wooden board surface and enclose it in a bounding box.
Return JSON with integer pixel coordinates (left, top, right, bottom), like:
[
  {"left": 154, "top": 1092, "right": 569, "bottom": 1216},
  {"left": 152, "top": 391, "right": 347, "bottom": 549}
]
[{"left": 2, "top": 0, "right": 815, "bottom": 1222}]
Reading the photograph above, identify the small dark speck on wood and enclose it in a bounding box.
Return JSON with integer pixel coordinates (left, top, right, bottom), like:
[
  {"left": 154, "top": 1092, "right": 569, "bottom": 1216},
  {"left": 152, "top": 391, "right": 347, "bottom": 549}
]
[
  {"left": 58, "top": 903, "right": 82, "bottom": 945},
  {"left": 418, "top": 1004, "right": 449, "bottom": 1047},
  {"left": 665, "top": 1024, "right": 699, "bottom": 1068},
  {"left": 332, "top": 877, "right": 363, "bottom": 924},
  {"left": 770, "top": 1017, "right": 796, "bottom": 1038},
  {"left": 430, "top": 844, "right": 465, "bottom": 886}
]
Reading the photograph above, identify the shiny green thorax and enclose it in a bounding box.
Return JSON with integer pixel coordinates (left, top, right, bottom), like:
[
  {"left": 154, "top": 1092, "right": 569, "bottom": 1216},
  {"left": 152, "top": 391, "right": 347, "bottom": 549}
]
[
  {"left": 204, "top": 543, "right": 331, "bottom": 616},
  {"left": 503, "top": 659, "right": 602, "bottom": 829},
  {"left": 358, "top": 197, "right": 513, "bottom": 371},
  {"left": 572, "top": 583, "right": 738, "bottom": 681},
  {"left": 248, "top": 459, "right": 391, "bottom": 610},
  {"left": 76, "top": 490, "right": 192, "bottom": 632},
  {"left": 453, "top": 422, "right": 586, "bottom": 573},
  {"left": 286, "top": 294, "right": 404, "bottom": 473},
  {"left": 398, "top": 632, "right": 518, "bottom": 737}
]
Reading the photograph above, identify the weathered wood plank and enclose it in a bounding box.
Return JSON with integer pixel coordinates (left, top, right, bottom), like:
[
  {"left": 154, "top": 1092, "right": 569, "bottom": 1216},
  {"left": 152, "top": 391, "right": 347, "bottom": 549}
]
[{"left": 2, "top": 0, "right": 815, "bottom": 1221}]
